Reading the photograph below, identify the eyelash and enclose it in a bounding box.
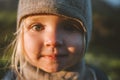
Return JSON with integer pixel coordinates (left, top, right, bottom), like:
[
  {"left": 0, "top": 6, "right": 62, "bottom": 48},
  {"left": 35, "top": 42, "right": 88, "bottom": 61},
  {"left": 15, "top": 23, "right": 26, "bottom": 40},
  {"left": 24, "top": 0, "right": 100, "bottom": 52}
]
[
  {"left": 31, "top": 23, "right": 44, "bottom": 31},
  {"left": 62, "top": 23, "right": 80, "bottom": 33}
]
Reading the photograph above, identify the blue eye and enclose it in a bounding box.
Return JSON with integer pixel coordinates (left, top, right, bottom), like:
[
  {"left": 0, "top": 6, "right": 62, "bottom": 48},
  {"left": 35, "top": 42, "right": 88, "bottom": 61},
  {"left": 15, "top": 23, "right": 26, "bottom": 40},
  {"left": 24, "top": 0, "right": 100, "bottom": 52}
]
[{"left": 32, "top": 24, "right": 44, "bottom": 31}]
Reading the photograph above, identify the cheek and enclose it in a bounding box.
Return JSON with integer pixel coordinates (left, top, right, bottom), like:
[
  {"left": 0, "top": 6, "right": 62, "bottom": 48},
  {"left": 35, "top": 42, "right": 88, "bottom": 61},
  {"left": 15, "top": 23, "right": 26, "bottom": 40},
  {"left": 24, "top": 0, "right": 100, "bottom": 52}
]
[
  {"left": 23, "top": 33, "right": 43, "bottom": 59},
  {"left": 64, "top": 34, "right": 85, "bottom": 65},
  {"left": 65, "top": 34, "right": 84, "bottom": 55}
]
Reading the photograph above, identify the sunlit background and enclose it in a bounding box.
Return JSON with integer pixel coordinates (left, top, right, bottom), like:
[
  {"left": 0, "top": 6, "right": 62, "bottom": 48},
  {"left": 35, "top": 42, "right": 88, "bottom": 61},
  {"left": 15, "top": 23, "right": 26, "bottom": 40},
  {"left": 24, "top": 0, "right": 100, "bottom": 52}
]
[{"left": 0, "top": 0, "right": 120, "bottom": 80}]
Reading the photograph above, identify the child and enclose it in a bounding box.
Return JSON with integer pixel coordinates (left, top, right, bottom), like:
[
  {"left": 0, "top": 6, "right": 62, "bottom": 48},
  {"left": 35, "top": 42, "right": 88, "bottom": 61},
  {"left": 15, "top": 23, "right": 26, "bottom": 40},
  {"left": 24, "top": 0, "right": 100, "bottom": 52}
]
[{"left": 3, "top": 0, "right": 108, "bottom": 80}]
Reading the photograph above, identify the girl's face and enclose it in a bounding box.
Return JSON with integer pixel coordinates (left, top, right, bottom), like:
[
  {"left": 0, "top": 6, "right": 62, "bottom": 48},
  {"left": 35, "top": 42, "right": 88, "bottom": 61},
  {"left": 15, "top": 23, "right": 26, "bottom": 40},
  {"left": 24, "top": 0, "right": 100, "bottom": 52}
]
[{"left": 23, "top": 15, "right": 85, "bottom": 73}]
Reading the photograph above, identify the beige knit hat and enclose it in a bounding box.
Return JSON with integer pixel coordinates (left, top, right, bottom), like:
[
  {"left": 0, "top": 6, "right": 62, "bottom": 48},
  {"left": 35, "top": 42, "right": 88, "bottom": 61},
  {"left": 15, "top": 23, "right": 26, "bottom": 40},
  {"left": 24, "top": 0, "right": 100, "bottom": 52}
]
[{"left": 17, "top": 0, "right": 92, "bottom": 48}]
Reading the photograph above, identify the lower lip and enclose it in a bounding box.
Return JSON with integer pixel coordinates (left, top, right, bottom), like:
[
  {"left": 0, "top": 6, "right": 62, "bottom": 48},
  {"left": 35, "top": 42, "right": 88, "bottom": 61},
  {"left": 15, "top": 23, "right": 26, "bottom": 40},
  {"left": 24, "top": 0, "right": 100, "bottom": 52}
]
[{"left": 41, "top": 55, "right": 68, "bottom": 60}]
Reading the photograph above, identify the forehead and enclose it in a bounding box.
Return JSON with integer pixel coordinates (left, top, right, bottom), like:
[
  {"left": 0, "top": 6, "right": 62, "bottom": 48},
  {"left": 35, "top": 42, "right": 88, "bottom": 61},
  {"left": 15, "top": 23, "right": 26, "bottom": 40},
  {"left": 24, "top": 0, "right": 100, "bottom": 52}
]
[{"left": 24, "top": 15, "right": 78, "bottom": 22}]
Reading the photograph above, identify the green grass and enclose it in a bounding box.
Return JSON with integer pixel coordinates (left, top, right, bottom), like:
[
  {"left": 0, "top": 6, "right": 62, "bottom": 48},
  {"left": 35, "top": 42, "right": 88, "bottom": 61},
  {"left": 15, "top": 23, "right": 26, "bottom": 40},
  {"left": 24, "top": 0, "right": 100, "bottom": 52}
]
[
  {"left": 0, "top": 11, "right": 16, "bottom": 23},
  {"left": 85, "top": 52, "right": 120, "bottom": 80},
  {"left": 0, "top": 11, "right": 15, "bottom": 79}
]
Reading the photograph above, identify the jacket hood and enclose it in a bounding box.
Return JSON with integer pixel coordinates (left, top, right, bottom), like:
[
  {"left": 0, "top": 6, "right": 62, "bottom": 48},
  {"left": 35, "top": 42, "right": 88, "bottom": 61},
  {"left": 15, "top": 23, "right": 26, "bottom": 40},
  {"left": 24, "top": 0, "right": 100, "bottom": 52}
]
[{"left": 17, "top": 0, "right": 92, "bottom": 49}]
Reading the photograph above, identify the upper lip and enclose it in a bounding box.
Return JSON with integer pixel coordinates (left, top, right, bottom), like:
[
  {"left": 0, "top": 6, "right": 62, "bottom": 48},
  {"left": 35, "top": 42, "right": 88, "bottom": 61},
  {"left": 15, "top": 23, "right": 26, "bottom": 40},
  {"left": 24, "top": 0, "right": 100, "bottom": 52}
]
[{"left": 40, "top": 54, "right": 68, "bottom": 57}]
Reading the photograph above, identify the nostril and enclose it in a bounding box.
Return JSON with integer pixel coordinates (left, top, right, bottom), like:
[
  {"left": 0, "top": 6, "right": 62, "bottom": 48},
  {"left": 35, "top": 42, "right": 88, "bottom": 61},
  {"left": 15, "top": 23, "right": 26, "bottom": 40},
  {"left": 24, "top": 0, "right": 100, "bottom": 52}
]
[
  {"left": 46, "top": 43, "right": 51, "bottom": 46},
  {"left": 45, "top": 40, "right": 52, "bottom": 46},
  {"left": 44, "top": 40, "right": 63, "bottom": 47}
]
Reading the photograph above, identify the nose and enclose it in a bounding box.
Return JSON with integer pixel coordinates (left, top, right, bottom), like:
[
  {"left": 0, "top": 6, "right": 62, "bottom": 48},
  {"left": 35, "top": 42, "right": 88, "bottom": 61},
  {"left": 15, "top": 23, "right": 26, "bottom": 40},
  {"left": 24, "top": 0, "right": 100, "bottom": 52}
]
[
  {"left": 44, "top": 32, "right": 63, "bottom": 48},
  {"left": 44, "top": 40, "right": 63, "bottom": 48}
]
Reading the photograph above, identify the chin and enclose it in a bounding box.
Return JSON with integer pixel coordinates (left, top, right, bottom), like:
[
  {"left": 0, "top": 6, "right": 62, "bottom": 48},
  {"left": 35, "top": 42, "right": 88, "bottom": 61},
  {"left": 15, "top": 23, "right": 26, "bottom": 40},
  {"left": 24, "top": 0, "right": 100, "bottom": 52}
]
[
  {"left": 43, "top": 69, "right": 59, "bottom": 73},
  {"left": 40, "top": 66, "right": 60, "bottom": 73}
]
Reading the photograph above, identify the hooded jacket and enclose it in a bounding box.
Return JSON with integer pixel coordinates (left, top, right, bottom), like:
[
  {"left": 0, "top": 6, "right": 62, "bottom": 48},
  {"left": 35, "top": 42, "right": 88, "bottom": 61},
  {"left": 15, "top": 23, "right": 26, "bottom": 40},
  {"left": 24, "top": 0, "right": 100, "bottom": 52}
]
[{"left": 3, "top": 63, "right": 108, "bottom": 80}]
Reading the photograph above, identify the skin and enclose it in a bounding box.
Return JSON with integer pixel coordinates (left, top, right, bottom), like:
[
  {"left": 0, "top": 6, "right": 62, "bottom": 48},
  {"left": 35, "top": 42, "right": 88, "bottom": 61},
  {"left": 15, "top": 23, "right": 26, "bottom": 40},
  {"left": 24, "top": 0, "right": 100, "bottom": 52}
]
[{"left": 22, "top": 15, "right": 85, "bottom": 73}]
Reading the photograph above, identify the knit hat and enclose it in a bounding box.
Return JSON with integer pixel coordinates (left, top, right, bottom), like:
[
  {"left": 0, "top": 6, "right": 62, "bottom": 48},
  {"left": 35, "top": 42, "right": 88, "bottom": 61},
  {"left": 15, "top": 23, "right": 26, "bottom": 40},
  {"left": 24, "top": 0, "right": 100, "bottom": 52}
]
[{"left": 17, "top": 0, "right": 92, "bottom": 48}]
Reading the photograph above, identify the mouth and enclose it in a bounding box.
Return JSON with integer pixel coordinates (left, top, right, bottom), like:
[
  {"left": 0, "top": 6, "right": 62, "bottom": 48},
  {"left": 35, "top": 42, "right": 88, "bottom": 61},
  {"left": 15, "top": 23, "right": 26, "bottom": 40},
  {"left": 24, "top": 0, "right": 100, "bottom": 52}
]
[{"left": 39, "top": 54, "right": 69, "bottom": 60}]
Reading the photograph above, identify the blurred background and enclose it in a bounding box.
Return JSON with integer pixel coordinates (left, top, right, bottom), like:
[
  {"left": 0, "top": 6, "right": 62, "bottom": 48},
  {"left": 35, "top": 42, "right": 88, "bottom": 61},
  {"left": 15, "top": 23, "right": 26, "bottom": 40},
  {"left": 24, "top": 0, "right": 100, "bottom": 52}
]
[{"left": 0, "top": 0, "right": 120, "bottom": 80}]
